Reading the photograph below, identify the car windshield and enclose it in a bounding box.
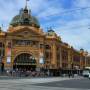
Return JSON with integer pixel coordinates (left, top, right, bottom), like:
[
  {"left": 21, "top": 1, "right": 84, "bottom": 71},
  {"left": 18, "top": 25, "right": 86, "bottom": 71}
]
[{"left": 83, "top": 69, "right": 90, "bottom": 73}]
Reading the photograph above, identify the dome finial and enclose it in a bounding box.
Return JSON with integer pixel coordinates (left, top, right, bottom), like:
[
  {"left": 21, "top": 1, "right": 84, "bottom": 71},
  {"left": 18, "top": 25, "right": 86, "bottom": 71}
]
[{"left": 25, "top": 0, "right": 29, "bottom": 9}]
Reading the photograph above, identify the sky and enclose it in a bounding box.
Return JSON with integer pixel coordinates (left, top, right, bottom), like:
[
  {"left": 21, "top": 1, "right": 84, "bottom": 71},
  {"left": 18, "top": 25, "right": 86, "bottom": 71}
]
[{"left": 0, "top": 0, "right": 90, "bottom": 52}]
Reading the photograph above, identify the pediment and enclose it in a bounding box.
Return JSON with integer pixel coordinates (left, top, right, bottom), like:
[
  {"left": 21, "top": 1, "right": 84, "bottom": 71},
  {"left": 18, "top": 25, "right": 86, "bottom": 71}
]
[
  {"left": 15, "top": 29, "right": 38, "bottom": 37},
  {"left": 8, "top": 27, "right": 43, "bottom": 38}
]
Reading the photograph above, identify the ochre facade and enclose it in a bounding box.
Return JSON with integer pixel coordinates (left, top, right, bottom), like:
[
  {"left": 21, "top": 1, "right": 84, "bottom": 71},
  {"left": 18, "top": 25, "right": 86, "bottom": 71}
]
[{"left": 0, "top": 5, "right": 89, "bottom": 72}]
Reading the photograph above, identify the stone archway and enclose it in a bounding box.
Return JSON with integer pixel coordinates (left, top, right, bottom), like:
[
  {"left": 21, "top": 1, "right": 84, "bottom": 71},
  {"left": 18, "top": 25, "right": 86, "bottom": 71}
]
[{"left": 13, "top": 53, "right": 36, "bottom": 71}]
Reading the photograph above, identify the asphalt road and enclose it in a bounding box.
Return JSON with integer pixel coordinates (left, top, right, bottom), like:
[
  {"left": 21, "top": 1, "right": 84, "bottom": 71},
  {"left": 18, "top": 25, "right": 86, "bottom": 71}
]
[
  {"left": 34, "top": 78, "right": 90, "bottom": 89},
  {"left": 0, "top": 76, "right": 90, "bottom": 90}
]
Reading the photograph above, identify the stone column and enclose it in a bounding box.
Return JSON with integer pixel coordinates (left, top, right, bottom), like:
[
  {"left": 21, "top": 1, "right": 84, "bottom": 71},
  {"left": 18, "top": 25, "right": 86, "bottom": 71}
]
[
  {"left": 68, "top": 49, "right": 71, "bottom": 69},
  {"left": 60, "top": 47, "right": 62, "bottom": 68},
  {"left": 51, "top": 43, "right": 57, "bottom": 69}
]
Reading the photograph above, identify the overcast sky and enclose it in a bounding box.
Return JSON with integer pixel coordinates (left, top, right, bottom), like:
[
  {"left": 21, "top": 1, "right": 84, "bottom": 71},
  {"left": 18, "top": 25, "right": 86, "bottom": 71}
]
[{"left": 0, "top": 0, "right": 90, "bottom": 52}]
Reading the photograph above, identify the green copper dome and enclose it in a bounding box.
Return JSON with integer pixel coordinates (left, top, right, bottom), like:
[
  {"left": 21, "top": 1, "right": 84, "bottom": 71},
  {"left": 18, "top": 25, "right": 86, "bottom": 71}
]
[
  {"left": 47, "top": 28, "right": 56, "bottom": 36},
  {"left": 10, "top": 7, "right": 40, "bottom": 28}
]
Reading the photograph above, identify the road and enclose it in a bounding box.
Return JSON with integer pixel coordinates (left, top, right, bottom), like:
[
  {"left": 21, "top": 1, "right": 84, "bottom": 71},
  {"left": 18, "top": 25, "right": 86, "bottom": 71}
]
[
  {"left": 35, "top": 77, "right": 90, "bottom": 90},
  {"left": 0, "top": 76, "right": 90, "bottom": 90}
]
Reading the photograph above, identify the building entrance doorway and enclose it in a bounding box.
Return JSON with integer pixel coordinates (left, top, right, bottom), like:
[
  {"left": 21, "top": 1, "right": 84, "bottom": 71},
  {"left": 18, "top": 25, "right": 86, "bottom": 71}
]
[{"left": 13, "top": 53, "right": 36, "bottom": 71}]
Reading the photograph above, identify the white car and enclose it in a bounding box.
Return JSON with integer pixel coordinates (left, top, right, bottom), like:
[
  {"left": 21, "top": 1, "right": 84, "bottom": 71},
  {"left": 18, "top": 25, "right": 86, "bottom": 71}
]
[
  {"left": 83, "top": 67, "right": 90, "bottom": 78},
  {"left": 83, "top": 70, "right": 90, "bottom": 77}
]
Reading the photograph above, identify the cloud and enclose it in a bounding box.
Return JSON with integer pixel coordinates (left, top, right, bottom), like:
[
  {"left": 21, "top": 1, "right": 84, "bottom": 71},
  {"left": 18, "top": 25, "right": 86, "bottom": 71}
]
[
  {"left": 37, "top": 7, "right": 63, "bottom": 20},
  {"left": 37, "top": 0, "right": 90, "bottom": 52},
  {"left": 0, "top": 0, "right": 90, "bottom": 52},
  {"left": 0, "top": 0, "right": 51, "bottom": 30},
  {"left": 55, "top": 18, "right": 90, "bottom": 51},
  {"left": 73, "top": 0, "right": 90, "bottom": 8}
]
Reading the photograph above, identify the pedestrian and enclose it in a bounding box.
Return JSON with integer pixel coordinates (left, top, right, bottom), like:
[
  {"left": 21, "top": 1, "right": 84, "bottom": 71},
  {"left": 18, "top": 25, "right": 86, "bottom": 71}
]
[{"left": 68, "top": 70, "right": 71, "bottom": 78}]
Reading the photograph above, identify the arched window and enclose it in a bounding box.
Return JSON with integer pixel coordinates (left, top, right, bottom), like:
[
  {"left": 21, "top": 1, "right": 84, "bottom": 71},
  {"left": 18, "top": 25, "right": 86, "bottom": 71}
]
[
  {"left": 45, "top": 45, "right": 51, "bottom": 50},
  {"left": 0, "top": 42, "right": 4, "bottom": 47},
  {"left": 23, "top": 18, "right": 29, "bottom": 25}
]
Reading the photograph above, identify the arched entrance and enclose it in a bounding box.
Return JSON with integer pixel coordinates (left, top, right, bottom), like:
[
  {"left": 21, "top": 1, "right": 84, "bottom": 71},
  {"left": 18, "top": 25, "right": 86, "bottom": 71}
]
[{"left": 13, "top": 53, "right": 36, "bottom": 71}]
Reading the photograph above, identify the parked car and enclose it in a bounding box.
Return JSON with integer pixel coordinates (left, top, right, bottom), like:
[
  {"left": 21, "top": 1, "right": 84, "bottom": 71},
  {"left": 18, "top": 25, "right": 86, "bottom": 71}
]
[{"left": 82, "top": 67, "right": 90, "bottom": 78}]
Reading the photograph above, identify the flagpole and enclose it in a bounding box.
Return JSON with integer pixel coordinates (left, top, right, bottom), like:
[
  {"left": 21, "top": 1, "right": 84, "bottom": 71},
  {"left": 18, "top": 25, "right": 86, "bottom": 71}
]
[
  {"left": 25, "top": 0, "right": 29, "bottom": 8},
  {"left": 25, "top": 0, "right": 27, "bottom": 8}
]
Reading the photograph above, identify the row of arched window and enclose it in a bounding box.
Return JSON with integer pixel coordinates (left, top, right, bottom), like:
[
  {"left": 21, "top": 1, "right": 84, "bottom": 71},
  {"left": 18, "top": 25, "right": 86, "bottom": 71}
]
[
  {"left": 15, "top": 40, "right": 38, "bottom": 46},
  {"left": 14, "top": 40, "right": 51, "bottom": 50}
]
